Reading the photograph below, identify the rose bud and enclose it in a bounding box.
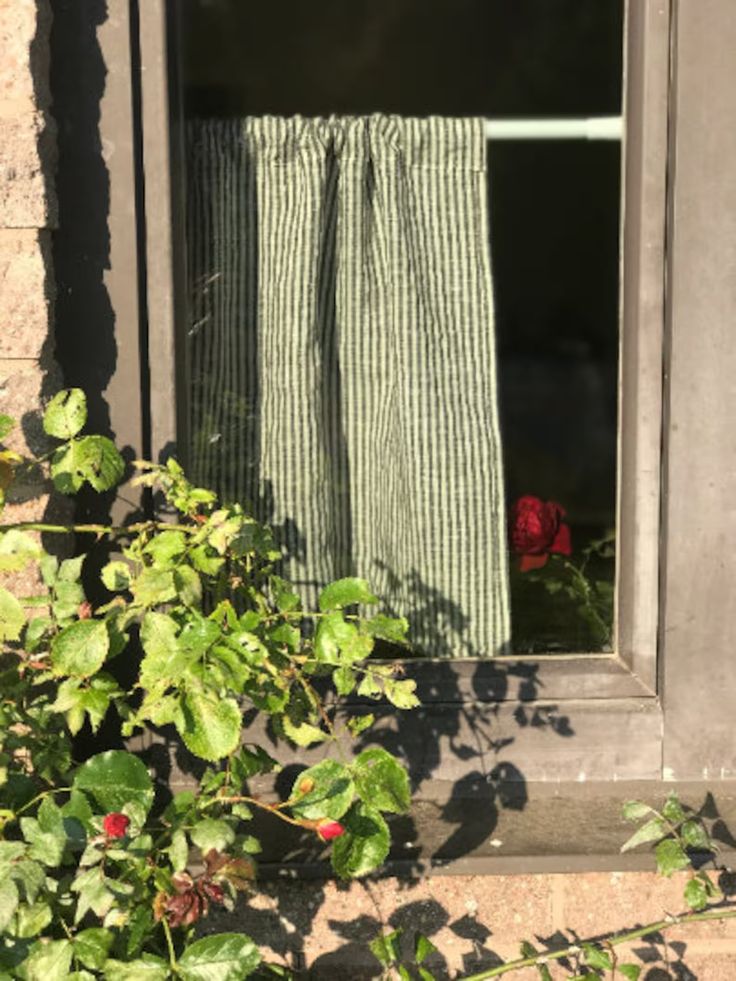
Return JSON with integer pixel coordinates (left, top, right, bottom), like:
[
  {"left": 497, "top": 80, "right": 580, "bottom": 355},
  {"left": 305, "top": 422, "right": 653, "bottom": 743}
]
[
  {"left": 200, "top": 880, "right": 226, "bottom": 905},
  {"left": 316, "top": 819, "right": 345, "bottom": 842},
  {"left": 510, "top": 495, "right": 572, "bottom": 572},
  {"left": 78, "top": 601, "right": 93, "bottom": 620},
  {"left": 102, "top": 812, "right": 130, "bottom": 839}
]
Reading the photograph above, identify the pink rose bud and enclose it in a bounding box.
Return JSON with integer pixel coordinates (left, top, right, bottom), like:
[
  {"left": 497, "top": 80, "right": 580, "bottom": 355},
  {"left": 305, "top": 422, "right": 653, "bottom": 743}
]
[
  {"left": 102, "top": 812, "right": 130, "bottom": 839},
  {"left": 316, "top": 819, "right": 345, "bottom": 842}
]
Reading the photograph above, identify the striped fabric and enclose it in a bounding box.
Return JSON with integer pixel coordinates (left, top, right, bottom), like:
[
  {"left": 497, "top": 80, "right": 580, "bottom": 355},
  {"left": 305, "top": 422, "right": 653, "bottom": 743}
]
[{"left": 186, "top": 115, "right": 510, "bottom": 657}]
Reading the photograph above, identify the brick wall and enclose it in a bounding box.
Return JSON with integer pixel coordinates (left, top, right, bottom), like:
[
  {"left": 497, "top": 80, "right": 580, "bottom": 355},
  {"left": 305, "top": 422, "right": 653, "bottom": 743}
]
[
  {"left": 0, "top": 4, "right": 734, "bottom": 978},
  {"left": 0, "top": 0, "right": 64, "bottom": 546}
]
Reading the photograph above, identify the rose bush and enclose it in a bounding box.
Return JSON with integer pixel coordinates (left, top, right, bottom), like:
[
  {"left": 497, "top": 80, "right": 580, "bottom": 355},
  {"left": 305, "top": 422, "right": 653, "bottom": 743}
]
[{"left": 0, "top": 389, "right": 414, "bottom": 979}]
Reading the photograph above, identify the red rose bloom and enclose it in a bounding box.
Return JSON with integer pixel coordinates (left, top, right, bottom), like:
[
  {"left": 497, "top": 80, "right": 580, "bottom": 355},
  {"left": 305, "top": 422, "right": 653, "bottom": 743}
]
[
  {"left": 510, "top": 495, "right": 572, "bottom": 572},
  {"left": 102, "top": 812, "right": 130, "bottom": 839},
  {"left": 316, "top": 819, "right": 345, "bottom": 842}
]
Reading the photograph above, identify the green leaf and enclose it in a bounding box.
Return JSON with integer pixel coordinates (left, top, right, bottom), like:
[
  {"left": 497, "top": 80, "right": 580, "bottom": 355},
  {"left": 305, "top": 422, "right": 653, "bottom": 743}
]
[
  {"left": 51, "top": 436, "right": 124, "bottom": 494},
  {"left": 415, "top": 933, "right": 437, "bottom": 964},
  {"left": 655, "top": 838, "right": 690, "bottom": 876},
  {"left": 74, "top": 750, "right": 154, "bottom": 817},
  {"left": 684, "top": 876, "right": 709, "bottom": 911},
  {"left": 662, "top": 793, "right": 686, "bottom": 824},
  {"left": 139, "top": 612, "right": 191, "bottom": 686},
  {"left": 622, "top": 801, "right": 652, "bottom": 821},
  {"left": 74, "top": 928, "right": 114, "bottom": 971},
  {"left": 168, "top": 829, "right": 189, "bottom": 872},
  {"left": 384, "top": 678, "right": 420, "bottom": 709},
  {"left": 101, "top": 561, "right": 132, "bottom": 592},
  {"left": 331, "top": 801, "right": 390, "bottom": 878},
  {"left": 365, "top": 614, "right": 409, "bottom": 645},
  {"left": 22, "top": 939, "right": 73, "bottom": 981},
  {"left": 143, "top": 529, "right": 187, "bottom": 565},
  {"left": 0, "top": 530, "right": 42, "bottom": 572},
  {"left": 353, "top": 747, "right": 410, "bottom": 814},
  {"left": 131, "top": 567, "right": 177, "bottom": 606},
  {"left": 369, "top": 929, "right": 402, "bottom": 966},
  {"left": 619, "top": 965, "right": 642, "bottom": 980},
  {"left": 43, "top": 388, "right": 87, "bottom": 439},
  {"left": 179, "top": 691, "right": 241, "bottom": 761},
  {"left": 333, "top": 665, "right": 356, "bottom": 695},
  {"left": 0, "top": 878, "right": 19, "bottom": 931},
  {"left": 103, "top": 955, "right": 169, "bottom": 980},
  {"left": 280, "top": 716, "right": 329, "bottom": 747},
  {"left": 0, "top": 586, "right": 25, "bottom": 641},
  {"left": 318, "top": 577, "right": 378, "bottom": 611},
  {"left": 51, "top": 620, "right": 109, "bottom": 678},
  {"left": 174, "top": 565, "right": 202, "bottom": 608},
  {"left": 582, "top": 944, "right": 613, "bottom": 971},
  {"left": 620, "top": 817, "right": 668, "bottom": 853},
  {"left": 177, "top": 933, "right": 261, "bottom": 981},
  {"left": 289, "top": 760, "right": 355, "bottom": 821},
  {"left": 347, "top": 714, "right": 375, "bottom": 737},
  {"left": 314, "top": 612, "right": 372, "bottom": 664},
  {"left": 0, "top": 414, "right": 14, "bottom": 439},
  {"left": 14, "top": 900, "right": 52, "bottom": 938},
  {"left": 20, "top": 798, "right": 67, "bottom": 867},
  {"left": 190, "top": 818, "right": 235, "bottom": 853},
  {"left": 681, "top": 819, "right": 711, "bottom": 850},
  {"left": 231, "top": 745, "right": 279, "bottom": 782}
]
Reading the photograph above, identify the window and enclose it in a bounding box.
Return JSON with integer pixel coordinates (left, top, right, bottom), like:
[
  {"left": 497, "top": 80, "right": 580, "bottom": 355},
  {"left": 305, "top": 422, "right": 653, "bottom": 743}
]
[{"left": 59, "top": 0, "right": 736, "bottom": 868}]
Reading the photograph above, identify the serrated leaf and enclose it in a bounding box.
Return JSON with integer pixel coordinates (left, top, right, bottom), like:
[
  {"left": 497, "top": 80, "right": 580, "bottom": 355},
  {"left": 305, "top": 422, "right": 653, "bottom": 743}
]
[
  {"left": 168, "top": 829, "right": 189, "bottom": 872},
  {"left": 14, "top": 900, "right": 52, "bottom": 938},
  {"left": 101, "top": 561, "right": 132, "bottom": 592},
  {"left": 74, "top": 928, "right": 113, "bottom": 971},
  {"left": 51, "top": 436, "right": 124, "bottom": 494},
  {"left": 663, "top": 793, "right": 686, "bottom": 824},
  {"left": 74, "top": 750, "right": 154, "bottom": 816},
  {"left": 0, "top": 585, "right": 25, "bottom": 640},
  {"left": 177, "top": 933, "right": 261, "bottom": 981},
  {"left": 179, "top": 691, "right": 241, "bottom": 761},
  {"left": 364, "top": 614, "right": 409, "bottom": 645},
  {"left": 680, "top": 819, "right": 711, "bottom": 850},
  {"left": 319, "top": 577, "right": 378, "bottom": 611},
  {"left": 655, "top": 838, "right": 690, "bottom": 876},
  {"left": 190, "top": 818, "right": 235, "bottom": 853},
  {"left": 51, "top": 619, "right": 109, "bottom": 678},
  {"left": 43, "top": 388, "right": 87, "bottom": 439},
  {"left": 384, "top": 678, "right": 420, "bottom": 709},
  {"left": 331, "top": 801, "right": 390, "bottom": 879},
  {"left": 103, "top": 955, "right": 169, "bottom": 980},
  {"left": 174, "top": 565, "right": 202, "bottom": 608},
  {"left": 131, "top": 567, "right": 177, "bottom": 606},
  {"left": 582, "top": 944, "right": 612, "bottom": 971},
  {"left": 369, "top": 929, "right": 402, "bottom": 966},
  {"left": 415, "top": 933, "right": 437, "bottom": 964},
  {"left": 139, "top": 612, "right": 190, "bottom": 687},
  {"left": 619, "top": 964, "right": 642, "bottom": 980},
  {"left": 280, "top": 715, "right": 329, "bottom": 747},
  {"left": 347, "top": 713, "right": 374, "bottom": 737},
  {"left": 22, "top": 938, "right": 73, "bottom": 981},
  {"left": 0, "top": 530, "right": 42, "bottom": 572},
  {"left": 622, "top": 801, "right": 652, "bottom": 821},
  {"left": 333, "top": 665, "right": 356, "bottom": 695},
  {"left": 353, "top": 747, "right": 410, "bottom": 814},
  {"left": 314, "top": 611, "right": 373, "bottom": 664},
  {"left": 620, "top": 816, "right": 667, "bottom": 853},
  {"left": 684, "top": 876, "right": 709, "bottom": 911},
  {"left": 0, "top": 878, "right": 19, "bottom": 931},
  {"left": 290, "top": 760, "right": 355, "bottom": 821}
]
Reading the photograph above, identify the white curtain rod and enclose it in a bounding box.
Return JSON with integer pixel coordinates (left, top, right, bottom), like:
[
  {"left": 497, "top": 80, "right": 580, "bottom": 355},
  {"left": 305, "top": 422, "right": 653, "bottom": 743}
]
[{"left": 485, "top": 115, "right": 622, "bottom": 140}]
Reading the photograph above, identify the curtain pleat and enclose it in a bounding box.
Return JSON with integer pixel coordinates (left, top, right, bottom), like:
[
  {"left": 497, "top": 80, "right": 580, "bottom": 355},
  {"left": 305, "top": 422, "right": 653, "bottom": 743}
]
[{"left": 186, "top": 115, "right": 510, "bottom": 657}]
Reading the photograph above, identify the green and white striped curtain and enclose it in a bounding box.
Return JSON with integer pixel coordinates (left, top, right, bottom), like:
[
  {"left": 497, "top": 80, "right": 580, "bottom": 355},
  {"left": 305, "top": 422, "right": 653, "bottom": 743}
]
[{"left": 186, "top": 115, "right": 510, "bottom": 657}]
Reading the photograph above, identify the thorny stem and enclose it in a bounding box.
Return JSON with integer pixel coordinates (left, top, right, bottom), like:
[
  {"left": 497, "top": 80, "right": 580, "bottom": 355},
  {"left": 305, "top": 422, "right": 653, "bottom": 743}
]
[
  {"left": 0, "top": 520, "right": 198, "bottom": 538},
  {"left": 199, "top": 793, "right": 307, "bottom": 829},
  {"left": 459, "top": 905, "right": 736, "bottom": 980}
]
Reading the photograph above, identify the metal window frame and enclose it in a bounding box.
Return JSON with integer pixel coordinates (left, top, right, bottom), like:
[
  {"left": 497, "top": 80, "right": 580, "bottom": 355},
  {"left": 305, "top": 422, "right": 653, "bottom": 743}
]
[{"left": 68, "top": 0, "right": 736, "bottom": 870}]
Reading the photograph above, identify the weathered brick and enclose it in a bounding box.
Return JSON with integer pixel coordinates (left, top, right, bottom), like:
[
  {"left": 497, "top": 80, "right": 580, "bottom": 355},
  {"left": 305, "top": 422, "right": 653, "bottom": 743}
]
[
  {"left": 0, "top": 229, "right": 52, "bottom": 359},
  {"left": 0, "top": 111, "right": 56, "bottom": 228}
]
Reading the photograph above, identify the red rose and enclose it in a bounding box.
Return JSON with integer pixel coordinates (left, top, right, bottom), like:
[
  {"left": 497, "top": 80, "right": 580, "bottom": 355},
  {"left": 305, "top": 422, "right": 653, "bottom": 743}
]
[
  {"left": 316, "top": 819, "right": 345, "bottom": 842},
  {"left": 102, "top": 812, "right": 130, "bottom": 839},
  {"left": 510, "top": 495, "right": 572, "bottom": 572}
]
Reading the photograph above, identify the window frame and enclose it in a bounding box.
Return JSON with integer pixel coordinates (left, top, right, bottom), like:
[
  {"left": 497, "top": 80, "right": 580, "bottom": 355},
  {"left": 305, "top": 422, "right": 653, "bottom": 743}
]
[{"left": 80, "top": 0, "right": 736, "bottom": 870}]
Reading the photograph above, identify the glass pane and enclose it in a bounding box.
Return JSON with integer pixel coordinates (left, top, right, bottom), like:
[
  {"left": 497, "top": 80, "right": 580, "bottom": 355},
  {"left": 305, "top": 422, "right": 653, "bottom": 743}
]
[{"left": 175, "top": 0, "right": 624, "bottom": 655}]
